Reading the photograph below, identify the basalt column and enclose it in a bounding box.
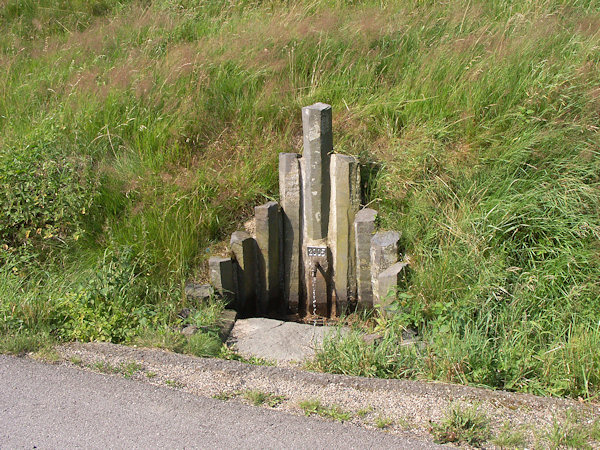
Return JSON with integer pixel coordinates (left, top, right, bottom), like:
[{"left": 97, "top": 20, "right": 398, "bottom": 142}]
[
  {"left": 279, "top": 153, "right": 302, "bottom": 314},
  {"left": 370, "top": 231, "right": 400, "bottom": 305},
  {"left": 329, "top": 154, "right": 360, "bottom": 314},
  {"left": 301, "top": 103, "right": 332, "bottom": 317},
  {"left": 354, "top": 208, "right": 378, "bottom": 310},
  {"left": 230, "top": 231, "right": 258, "bottom": 316},
  {"left": 255, "top": 201, "right": 281, "bottom": 316}
]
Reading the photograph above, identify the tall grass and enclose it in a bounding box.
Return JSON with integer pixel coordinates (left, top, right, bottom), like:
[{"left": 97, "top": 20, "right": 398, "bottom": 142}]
[{"left": 1, "top": 0, "right": 599, "bottom": 397}]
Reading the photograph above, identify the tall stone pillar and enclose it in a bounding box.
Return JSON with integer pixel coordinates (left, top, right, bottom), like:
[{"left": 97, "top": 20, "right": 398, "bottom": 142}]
[
  {"left": 370, "top": 231, "right": 400, "bottom": 305},
  {"left": 302, "top": 102, "right": 332, "bottom": 241},
  {"left": 230, "top": 230, "right": 258, "bottom": 316},
  {"left": 329, "top": 154, "right": 360, "bottom": 315},
  {"left": 255, "top": 201, "right": 281, "bottom": 316},
  {"left": 301, "top": 103, "right": 333, "bottom": 317},
  {"left": 354, "top": 208, "right": 377, "bottom": 310},
  {"left": 279, "top": 153, "right": 302, "bottom": 314}
]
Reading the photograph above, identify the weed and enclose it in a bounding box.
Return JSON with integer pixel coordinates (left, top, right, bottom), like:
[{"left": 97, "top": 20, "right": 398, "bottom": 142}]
[
  {"left": 212, "top": 391, "right": 238, "bottom": 401},
  {"left": 91, "top": 360, "right": 141, "bottom": 378},
  {"left": 0, "top": 330, "right": 55, "bottom": 356},
  {"left": 120, "top": 362, "right": 142, "bottom": 378},
  {"left": 492, "top": 422, "right": 528, "bottom": 449},
  {"left": 146, "top": 371, "right": 157, "bottom": 379},
  {"left": 242, "top": 390, "right": 286, "bottom": 407},
  {"left": 219, "top": 346, "right": 275, "bottom": 366},
  {"left": 356, "top": 406, "right": 373, "bottom": 418},
  {"left": 375, "top": 415, "right": 394, "bottom": 429},
  {"left": 545, "top": 410, "right": 592, "bottom": 449},
  {"left": 431, "top": 403, "right": 490, "bottom": 447},
  {"left": 70, "top": 356, "right": 83, "bottom": 366},
  {"left": 184, "top": 332, "right": 222, "bottom": 358},
  {"left": 93, "top": 361, "right": 119, "bottom": 374},
  {"left": 165, "top": 379, "right": 184, "bottom": 388},
  {"left": 32, "top": 347, "right": 60, "bottom": 363},
  {"left": 299, "top": 399, "right": 353, "bottom": 422}
]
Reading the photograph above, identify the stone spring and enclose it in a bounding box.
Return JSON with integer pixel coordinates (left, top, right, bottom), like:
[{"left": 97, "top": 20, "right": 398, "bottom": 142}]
[{"left": 204, "top": 103, "right": 407, "bottom": 322}]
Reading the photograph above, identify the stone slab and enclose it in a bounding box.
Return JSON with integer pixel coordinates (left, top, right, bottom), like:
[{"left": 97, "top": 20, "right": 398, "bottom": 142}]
[{"left": 228, "top": 318, "right": 344, "bottom": 364}]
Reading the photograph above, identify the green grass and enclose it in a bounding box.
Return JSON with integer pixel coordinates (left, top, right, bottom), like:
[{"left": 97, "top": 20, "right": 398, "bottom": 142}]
[
  {"left": 299, "top": 399, "right": 353, "bottom": 422},
  {"left": 431, "top": 403, "right": 491, "bottom": 447},
  {"left": 242, "top": 390, "right": 286, "bottom": 407},
  {"left": 1, "top": 0, "right": 600, "bottom": 400}
]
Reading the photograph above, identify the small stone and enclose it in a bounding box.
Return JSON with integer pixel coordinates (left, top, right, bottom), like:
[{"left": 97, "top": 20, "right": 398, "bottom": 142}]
[
  {"left": 361, "top": 333, "right": 383, "bottom": 345},
  {"left": 184, "top": 282, "right": 214, "bottom": 303},
  {"left": 177, "top": 308, "right": 192, "bottom": 319},
  {"left": 181, "top": 325, "right": 198, "bottom": 337}
]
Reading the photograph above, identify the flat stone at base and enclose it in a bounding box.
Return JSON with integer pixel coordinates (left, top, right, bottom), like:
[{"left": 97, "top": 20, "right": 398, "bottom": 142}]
[
  {"left": 228, "top": 318, "right": 345, "bottom": 364},
  {"left": 184, "top": 283, "right": 214, "bottom": 303}
]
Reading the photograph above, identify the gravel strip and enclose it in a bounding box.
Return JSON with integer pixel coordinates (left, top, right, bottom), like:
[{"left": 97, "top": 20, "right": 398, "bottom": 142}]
[{"left": 55, "top": 342, "right": 600, "bottom": 449}]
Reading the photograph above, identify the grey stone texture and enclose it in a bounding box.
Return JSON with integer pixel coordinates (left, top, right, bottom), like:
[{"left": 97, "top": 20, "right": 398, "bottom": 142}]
[
  {"left": 328, "top": 154, "right": 361, "bottom": 314},
  {"left": 370, "top": 231, "right": 400, "bottom": 305},
  {"left": 208, "top": 257, "right": 236, "bottom": 305},
  {"left": 228, "top": 318, "right": 346, "bottom": 364},
  {"left": 354, "top": 208, "right": 378, "bottom": 310},
  {"left": 230, "top": 230, "right": 258, "bottom": 315},
  {"left": 184, "top": 282, "right": 214, "bottom": 304},
  {"left": 302, "top": 103, "right": 332, "bottom": 241},
  {"left": 255, "top": 201, "right": 282, "bottom": 315},
  {"left": 279, "top": 153, "right": 302, "bottom": 314},
  {"left": 377, "top": 261, "right": 408, "bottom": 308},
  {"left": 217, "top": 309, "right": 238, "bottom": 342}
]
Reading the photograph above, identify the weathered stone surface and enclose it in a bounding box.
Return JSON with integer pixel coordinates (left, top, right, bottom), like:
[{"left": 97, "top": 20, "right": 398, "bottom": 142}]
[
  {"left": 230, "top": 231, "right": 258, "bottom": 316},
  {"left": 181, "top": 325, "right": 198, "bottom": 337},
  {"left": 279, "top": 153, "right": 302, "bottom": 314},
  {"left": 306, "top": 261, "right": 330, "bottom": 317},
  {"left": 209, "top": 257, "right": 236, "bottom": 305},
  {"left": 377, "top": 261, "right": 408, "bottom": 307},
  {"left": 184, "top": 283, "right": 214, "bottom": 303},
  {"left": 255, "top": 201, "right": 282, "bottom": 315},
  {"left": 328, "top": 154, "right": 361, "bottom": 315},
  {"left": 354, "top": 208, "right": 378, "bottom": 310},
  {"left": 228, "top": 318, "right": 346, "bottom": 364},
  {"left": 302, "top": 103, "right": 332, "bottom": 241},
  {"left": 217, "top": 309, "right": 238, "bottom": 342},
  {"left": 301, "top": 103, "right": 333, "bottom": 316},
  {"left": 370, "top": 231, "right": 400, "bottom": 305},
  {"left": 177, "top": 308, "right": 192, "bottom": 320}
]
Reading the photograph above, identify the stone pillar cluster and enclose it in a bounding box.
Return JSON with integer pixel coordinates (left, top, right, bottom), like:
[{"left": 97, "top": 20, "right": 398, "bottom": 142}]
[{"left": 206, "top": 103, "right": 407, "bottom": 318}]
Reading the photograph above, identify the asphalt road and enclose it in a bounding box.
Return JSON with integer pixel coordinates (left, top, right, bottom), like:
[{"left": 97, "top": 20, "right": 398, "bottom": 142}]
[{"left": 0, "top": 355, "right": 443, "bottom": 449}]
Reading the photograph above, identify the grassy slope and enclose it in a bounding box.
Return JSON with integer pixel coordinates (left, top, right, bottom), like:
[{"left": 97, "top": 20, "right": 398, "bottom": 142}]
[{"left": 1, "top": 0, "right": 600, "bottom": 398}]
